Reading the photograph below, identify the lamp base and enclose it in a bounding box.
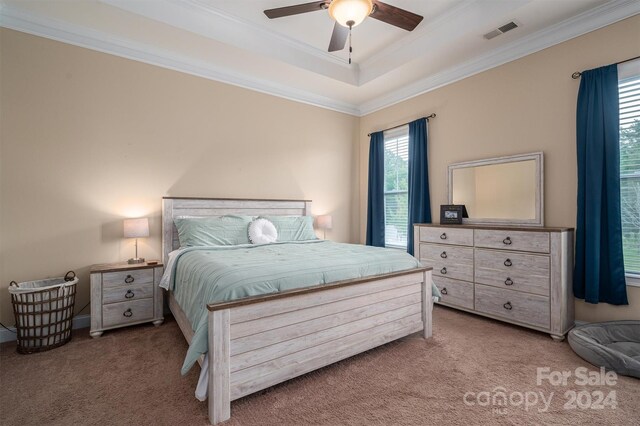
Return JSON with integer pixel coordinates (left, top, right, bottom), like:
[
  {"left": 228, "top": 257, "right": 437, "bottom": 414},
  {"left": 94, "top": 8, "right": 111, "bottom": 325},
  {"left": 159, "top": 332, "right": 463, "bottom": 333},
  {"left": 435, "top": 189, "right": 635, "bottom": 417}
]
[{"left": 127, "top": 258, "right": 146, "bottom": 264}]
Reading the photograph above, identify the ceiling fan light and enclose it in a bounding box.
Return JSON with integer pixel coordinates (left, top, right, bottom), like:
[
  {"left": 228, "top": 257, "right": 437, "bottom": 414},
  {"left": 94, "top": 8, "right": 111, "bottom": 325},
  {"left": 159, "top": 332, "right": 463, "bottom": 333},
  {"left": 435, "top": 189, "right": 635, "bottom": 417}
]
[{"left": 328, "top": 0, "right": 373, "bottom": 28}]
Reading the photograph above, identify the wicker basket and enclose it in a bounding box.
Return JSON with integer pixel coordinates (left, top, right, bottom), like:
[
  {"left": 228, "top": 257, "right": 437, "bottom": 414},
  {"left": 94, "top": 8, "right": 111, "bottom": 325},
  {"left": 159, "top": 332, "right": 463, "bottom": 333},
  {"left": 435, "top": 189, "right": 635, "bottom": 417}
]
[{"left": 9, "top": 271, "right": 78, "bottom": 354}]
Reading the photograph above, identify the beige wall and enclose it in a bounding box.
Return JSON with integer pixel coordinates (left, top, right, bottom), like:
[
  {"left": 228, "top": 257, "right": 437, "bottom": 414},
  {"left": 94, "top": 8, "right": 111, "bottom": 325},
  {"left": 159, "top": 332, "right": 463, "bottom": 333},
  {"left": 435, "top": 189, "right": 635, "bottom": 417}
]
[
  {"left": 358, "top": 15, "right": 640, "bottom": 322},
  {"left": 2, "top": 15, "right": 639, "bottom": 327},
  {"left": 0, "top": 29, "right": 359, "bottom": 324}
]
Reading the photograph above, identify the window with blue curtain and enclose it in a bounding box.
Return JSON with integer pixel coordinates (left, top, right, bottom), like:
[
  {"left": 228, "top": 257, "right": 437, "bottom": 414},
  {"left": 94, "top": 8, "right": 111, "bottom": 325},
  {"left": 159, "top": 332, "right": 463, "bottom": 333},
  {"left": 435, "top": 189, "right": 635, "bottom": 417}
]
[
  {"left": 573, "top": 63, "right": 628, "bottom": 305},
  {"left": 366, "top": 118, "right": 431, "bottom": 254},
  {"left": 383, "top": 126, "right": 410, "bottom": 249}
]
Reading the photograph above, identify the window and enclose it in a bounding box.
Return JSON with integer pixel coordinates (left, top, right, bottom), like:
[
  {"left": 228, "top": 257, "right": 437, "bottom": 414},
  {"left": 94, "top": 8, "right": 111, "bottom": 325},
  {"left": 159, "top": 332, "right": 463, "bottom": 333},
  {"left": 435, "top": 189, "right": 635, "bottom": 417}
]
[
  {"left": 383, "top": 125, "right": 409, "bottom": 248},
  {"left": 619, "top": 64, "right": 640, "bottom": 279}
]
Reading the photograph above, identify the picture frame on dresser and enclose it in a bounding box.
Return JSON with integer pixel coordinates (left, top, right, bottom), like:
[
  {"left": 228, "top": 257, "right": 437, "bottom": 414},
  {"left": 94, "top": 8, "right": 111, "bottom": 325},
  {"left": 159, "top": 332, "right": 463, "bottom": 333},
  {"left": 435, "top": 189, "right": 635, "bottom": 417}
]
[{"left": 440, "top": 204, "right": 468, "bottom": 224}]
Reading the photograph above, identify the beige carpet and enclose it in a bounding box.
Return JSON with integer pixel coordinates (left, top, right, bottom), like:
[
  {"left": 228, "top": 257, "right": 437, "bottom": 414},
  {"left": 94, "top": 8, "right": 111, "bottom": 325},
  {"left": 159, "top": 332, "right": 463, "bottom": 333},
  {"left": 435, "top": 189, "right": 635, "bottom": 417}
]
[{"left": 1, "top": 306, "right": 638, "bottom": 426}]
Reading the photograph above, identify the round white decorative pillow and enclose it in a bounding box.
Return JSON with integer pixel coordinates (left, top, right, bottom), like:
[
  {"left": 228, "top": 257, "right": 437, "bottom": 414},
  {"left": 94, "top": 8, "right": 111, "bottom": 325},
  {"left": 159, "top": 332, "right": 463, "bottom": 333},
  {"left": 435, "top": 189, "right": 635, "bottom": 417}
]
[{"left": 248, "top": 218, "right": 278, "bottom": 244}]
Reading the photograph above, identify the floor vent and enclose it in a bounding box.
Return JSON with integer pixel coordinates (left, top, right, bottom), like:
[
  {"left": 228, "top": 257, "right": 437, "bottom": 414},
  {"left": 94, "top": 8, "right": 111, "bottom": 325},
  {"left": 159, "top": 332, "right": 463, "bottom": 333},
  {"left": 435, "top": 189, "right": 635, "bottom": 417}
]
[{"left": 484, "top": 21, "right": 519, "bottom": 40}]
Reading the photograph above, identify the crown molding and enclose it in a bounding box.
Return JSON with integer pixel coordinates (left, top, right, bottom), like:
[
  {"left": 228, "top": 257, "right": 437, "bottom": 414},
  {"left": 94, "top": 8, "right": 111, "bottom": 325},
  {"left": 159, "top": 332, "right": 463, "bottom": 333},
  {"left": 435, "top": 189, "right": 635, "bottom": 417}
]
[
  {"left": 183, "top": 0, "right": 352, "bottom": 69},
  {"left": 1, "top": 0, "right": 638, "bottom": 117},
  {"left": 358, "top": 0, "right": 640, "bottom": 115},
  {"left": 358, "top": 0, "right": 490, "bottom": 84},
  {"left": 102, "top": 0, "right": 358, "bottom": 85},
  {"left": 0, "top": 4, "right": 361, "bottom": 116}
]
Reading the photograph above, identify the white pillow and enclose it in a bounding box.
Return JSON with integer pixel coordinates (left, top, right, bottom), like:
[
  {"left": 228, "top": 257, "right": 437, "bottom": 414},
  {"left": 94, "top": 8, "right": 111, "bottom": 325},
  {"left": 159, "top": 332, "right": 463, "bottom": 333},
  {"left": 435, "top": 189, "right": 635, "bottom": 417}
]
[{"left": 248, "top": 218, "right": 278, "bottom": 244}]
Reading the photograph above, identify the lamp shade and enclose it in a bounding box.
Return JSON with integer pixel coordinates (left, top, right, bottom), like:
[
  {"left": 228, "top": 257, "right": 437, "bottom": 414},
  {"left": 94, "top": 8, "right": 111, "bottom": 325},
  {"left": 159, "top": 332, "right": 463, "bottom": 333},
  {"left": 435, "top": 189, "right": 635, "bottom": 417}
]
[
  {"left": 124, "top": 218, "right": 149, "bottom": 238},
  {"left": 316, "top": 215, "right": 333, "bottom": 230},
  {"left": 328, "top": 0, "right": 373, "bottom": 28}
]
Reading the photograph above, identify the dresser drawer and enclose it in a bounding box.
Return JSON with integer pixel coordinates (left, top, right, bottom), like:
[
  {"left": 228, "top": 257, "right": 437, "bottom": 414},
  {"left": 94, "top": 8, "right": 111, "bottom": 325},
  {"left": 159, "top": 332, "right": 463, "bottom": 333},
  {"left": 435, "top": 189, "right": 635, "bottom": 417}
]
[
  {"left": 102, "top": 282, "right": 154, "bottom": 304},
  {"left": 474, "top": 229, "right": 549, "bottom": 253},
  {"left": 102, "top": 298, "right": 154, "bottom": 328},
  {"left": 420, "top": 243, "right": 474, "bottom": 282},
  {"left": 432, "top": 276, "right": 474, "bottom": 310},
  {"left": 102, "top": 268, "right": 154, "bottom": 289},
  {"left": 419, "top": 227, "right": 473, "bottom": 246},
  {"left": 475, "top": 284, "right": 550, "bottom": 329},
  {"left": 475, "top": 249, "right": 550, "bottom": 296}
]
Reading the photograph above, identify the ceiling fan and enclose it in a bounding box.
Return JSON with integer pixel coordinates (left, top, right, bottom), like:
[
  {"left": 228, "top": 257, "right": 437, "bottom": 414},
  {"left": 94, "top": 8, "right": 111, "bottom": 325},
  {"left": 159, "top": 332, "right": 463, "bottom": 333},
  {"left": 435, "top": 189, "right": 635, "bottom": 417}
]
[{"left": 264, "top": 0, "right": 423, "bottom": 61}]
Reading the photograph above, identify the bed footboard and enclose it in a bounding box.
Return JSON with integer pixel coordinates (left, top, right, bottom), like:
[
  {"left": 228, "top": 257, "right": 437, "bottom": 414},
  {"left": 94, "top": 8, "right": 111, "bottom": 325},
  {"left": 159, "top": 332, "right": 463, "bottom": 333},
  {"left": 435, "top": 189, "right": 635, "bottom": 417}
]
[
  {"left": 206, "top": 268, "right": 433, "bottom": 425},
  {"left": 208, "top": 309, "right": 231, "bottom": 424}
]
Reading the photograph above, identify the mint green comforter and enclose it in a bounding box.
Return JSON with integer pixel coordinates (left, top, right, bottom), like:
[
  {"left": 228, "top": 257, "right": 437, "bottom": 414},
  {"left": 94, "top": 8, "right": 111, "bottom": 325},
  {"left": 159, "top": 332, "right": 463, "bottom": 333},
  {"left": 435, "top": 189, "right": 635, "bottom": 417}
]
[{"left": 164, "top": 240, "right": 437, "bottom": 374}]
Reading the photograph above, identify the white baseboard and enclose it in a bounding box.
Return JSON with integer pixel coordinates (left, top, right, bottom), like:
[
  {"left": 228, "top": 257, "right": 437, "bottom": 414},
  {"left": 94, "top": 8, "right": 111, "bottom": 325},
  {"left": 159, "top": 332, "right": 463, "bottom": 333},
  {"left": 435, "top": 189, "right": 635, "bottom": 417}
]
[{"left": 0, "top": 314, "right": 91, "bottom": 344}]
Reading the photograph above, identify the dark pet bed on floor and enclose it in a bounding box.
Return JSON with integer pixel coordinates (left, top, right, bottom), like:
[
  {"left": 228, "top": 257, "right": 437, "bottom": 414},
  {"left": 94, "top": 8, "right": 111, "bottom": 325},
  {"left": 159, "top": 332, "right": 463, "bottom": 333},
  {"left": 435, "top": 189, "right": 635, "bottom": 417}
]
[{"left": 568, "top": 321, "right": 640, "bottom": 379}]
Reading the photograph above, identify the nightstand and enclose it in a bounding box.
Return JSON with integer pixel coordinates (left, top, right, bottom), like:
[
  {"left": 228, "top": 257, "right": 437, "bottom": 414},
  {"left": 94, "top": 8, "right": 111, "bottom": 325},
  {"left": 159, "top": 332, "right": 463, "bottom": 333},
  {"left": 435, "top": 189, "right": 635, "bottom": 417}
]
[{"left": 89, "top": 261, "right": 164, "bottom": 337}]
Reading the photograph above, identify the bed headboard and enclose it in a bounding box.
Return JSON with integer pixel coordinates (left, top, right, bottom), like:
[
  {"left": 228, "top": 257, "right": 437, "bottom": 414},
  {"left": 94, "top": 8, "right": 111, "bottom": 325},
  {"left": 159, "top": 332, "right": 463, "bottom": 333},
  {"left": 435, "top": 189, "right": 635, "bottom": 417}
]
[{"left": 161, "top": 197, "right": 313, "bottom": 265}]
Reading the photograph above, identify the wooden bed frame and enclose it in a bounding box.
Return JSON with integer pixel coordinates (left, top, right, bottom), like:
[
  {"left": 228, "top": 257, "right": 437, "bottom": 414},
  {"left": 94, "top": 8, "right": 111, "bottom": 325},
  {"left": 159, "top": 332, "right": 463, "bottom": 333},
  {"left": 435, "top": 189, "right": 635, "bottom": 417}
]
[{"left": 162, "top": 197, "right": 433, "bottom": 425}]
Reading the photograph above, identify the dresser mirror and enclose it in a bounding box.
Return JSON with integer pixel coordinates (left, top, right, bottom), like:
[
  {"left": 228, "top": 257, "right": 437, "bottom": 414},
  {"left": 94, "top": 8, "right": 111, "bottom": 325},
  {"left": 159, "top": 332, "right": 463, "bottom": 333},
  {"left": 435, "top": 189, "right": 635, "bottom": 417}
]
[{"left": 448, "top": 152, "right": 544, "bottom": 226}]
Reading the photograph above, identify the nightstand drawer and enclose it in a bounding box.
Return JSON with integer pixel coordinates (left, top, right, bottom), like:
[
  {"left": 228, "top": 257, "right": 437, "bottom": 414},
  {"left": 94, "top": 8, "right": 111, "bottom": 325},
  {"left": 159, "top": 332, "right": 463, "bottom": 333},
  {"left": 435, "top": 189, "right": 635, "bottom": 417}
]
[
  {"left": 103, "top": 268, "right": 153, "bottom": 289},
  {"left": 102, "top": 282, "right": 154, "bottom": 304},
  {"left": 102, "top": 299, "right": 154, "bottom": 328}
]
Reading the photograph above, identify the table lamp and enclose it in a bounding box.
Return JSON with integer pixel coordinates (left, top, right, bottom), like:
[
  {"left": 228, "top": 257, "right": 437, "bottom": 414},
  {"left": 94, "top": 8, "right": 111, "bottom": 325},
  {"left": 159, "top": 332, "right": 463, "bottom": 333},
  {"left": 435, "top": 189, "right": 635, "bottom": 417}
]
[
  {"left": 124, "top": 218, "right": 149, "bottom": 264},
  {"left": 316, "top": 215, "right": 333, "bottom": 240}
]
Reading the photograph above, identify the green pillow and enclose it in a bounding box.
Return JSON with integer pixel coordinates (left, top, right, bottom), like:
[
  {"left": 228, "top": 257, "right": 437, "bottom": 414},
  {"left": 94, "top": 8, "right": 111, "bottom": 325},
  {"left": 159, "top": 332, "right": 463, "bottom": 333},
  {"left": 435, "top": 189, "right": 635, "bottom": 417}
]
[
  {"left": 174, "top": 215, "right": 252, "bottom": 247},
  {"left": 260, "top": 216, "right": 317, "bottom": 242}
]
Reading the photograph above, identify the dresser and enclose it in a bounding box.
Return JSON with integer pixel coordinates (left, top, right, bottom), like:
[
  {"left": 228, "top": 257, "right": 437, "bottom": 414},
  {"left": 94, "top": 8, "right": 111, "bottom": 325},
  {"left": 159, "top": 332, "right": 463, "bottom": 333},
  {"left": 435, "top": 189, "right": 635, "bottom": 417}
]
[
  {"left": 414, "top": 224, "right": 574, "bottom": 340},
  {"left": 90, "top": 261, "right": 164, "bottom": 337}
]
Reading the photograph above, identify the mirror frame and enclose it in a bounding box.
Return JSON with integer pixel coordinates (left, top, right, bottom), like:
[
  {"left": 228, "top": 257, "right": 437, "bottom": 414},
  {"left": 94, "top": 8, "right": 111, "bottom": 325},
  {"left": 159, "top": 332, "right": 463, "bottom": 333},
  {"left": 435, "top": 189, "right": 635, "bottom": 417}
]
[{"left": 447, "top": 152, "right": 544, "bottom": 227}]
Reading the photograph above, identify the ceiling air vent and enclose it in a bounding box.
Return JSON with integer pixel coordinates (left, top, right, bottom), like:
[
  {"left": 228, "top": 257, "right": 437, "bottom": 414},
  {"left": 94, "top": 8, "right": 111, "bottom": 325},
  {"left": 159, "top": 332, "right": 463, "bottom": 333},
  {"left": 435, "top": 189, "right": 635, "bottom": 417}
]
[{"left": 483, "top": 21, "right": 519, "bottom": 40}]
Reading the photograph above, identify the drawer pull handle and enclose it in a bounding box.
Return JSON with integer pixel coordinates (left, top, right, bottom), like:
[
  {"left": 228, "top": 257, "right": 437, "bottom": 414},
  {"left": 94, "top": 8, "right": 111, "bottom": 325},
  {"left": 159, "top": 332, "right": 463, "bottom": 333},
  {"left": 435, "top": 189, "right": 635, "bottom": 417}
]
[
  {"left": 440, "top": 233, "right": 447, "bottom": 240},
  {"left": 504, "top": 259, "right": 512, "bottom": 267},
  {"left": 125, "top": 290, "right": 135, "bottom": 299},
  {"left": 505, "top": 277, "right": 514, "bottom": 286},
  {"left": 440, "top": 251, "right": 447, "bottom": 259},
  {"left": 441, "top": 287, "right": 448, "bottom": 295},
  {"left": 503, "top": 302, "right": 513, "bottom": 310},
  {"left": 503, "top": 236, "right": 512, "bottom": 245},
  {"left": 124, "top": 275, "right": 134, "bottom": 284},
  {"left": 123, "top": 308, "right": 133, "bottom": 317},
  {"left": 440, "top": 267, "right": 447, "bottom": 275}
]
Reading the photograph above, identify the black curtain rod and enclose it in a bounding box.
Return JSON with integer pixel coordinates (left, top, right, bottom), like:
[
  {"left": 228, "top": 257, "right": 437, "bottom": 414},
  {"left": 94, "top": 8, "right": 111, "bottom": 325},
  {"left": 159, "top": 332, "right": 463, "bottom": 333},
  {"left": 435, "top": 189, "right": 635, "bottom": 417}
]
[
  {"left": 367, "top": 113, "right": 436, "bottom": 137},
  {"left": 572, "top": 55, "right": 640, "bottom": 79}
]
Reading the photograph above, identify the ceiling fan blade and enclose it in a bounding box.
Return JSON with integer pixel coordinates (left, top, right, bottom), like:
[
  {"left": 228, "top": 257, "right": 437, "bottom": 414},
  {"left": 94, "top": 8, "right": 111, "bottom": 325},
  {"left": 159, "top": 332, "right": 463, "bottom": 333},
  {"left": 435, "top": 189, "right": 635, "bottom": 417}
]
[
  {"left": 328, "top": 22, "right": 349, "bottom": 52},
  {"left": 370, "top": 1, "right": 423, "bottom": 31},
  {"left": 264, "top": 1, "right": 327, "bottom": 19}
]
